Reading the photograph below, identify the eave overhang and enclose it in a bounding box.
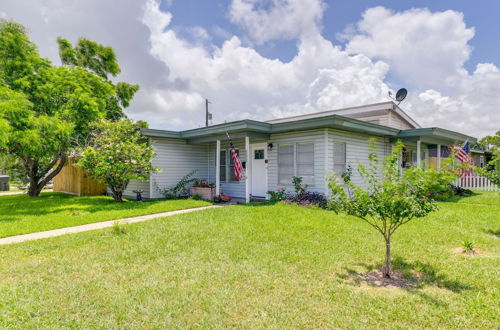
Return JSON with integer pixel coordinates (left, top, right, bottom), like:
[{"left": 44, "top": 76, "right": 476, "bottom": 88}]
[{"left": 396, "top": 128, "right": 477, "bottom": 145}]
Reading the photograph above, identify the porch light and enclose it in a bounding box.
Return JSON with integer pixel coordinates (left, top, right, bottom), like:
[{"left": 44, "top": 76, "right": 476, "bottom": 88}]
[{"left": 267, "top": 143, "right": 273, "bottom": 151}]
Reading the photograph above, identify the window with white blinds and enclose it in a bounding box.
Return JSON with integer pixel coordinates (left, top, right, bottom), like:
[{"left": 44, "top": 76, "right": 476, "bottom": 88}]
[
  {"left": 278, "top": 142, "right": 315, "bottom": 185},
  {"left": 278, "top": 144, "right": 294, "bottom": 185},
  {"left": 297, "top": 143, "right": 314, "bottom": 185},
  {"left": 219, "top": 150, "right": 226, "bottom": 182},
  {"left": 334, "top": 142, "right": 346, "bottom": 175}
]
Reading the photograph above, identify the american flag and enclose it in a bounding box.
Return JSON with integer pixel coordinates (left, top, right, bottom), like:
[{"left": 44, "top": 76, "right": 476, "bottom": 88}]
[
  {"left": 230, "top": 140, "right": 244, "bottom": 181},
  {"left": 454, "top": 141, "right": 472, "bottom": 177}
]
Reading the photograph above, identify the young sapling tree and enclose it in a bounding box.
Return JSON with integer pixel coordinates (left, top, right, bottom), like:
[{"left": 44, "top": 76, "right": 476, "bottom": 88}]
[{"left": 328, "top": 140, "right": 450, "bottom": 278}]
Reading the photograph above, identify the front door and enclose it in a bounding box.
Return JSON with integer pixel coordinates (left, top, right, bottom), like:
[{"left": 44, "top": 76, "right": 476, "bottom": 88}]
[{"left": 251, "top": 143, "right": 267, "bottom": 198}]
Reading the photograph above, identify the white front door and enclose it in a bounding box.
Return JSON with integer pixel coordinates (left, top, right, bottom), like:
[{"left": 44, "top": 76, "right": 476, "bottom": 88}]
[{"left": 251, "top": 143, "right": 267, "bottom": 198}]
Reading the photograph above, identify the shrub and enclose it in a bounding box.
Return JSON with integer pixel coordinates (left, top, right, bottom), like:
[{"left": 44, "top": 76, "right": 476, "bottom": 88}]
[
  {"left": 267, "top": 188, "right": 289, "bottom": 202},
  {"left": 288, "top": 191, "right": 328, "bottom": 209},
  {"left": 156, "top": 170, "right": 197, "bottom": 199},
  {"left": 292, "top": 176, "right": 308, "bottom": 195},
  {"left": 190, "top": 194, "right": 202, "bottom": 200}
]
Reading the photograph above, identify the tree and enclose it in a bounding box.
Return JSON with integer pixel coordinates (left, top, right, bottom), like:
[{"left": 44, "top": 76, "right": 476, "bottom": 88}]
[
  {"left": 0, "top": 20, "right": 139, "bottom": 196},
  {"left": 328, "top": 140, "right": 449, "bottom": 278},
  {"left": 76, "top": 120, "right": 157, "bottom": 202},
  {"left": 479, "top": 129, "right": 500, "bottom": 151}
]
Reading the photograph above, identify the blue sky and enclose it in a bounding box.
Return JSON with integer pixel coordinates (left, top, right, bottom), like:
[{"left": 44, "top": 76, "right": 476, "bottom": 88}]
[
  {"left": 166, "top": 0, "right": 500, "bottom": 73},
  {"left": 1, "top": 0, "right": 498, "bottom": 136}
]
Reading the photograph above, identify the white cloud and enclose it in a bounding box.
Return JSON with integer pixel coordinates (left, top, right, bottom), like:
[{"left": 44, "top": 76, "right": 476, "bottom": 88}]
[
  {"left": 141, "top": 0, "right": 390, "bottom": 126},
  {"left": 343, "top": 6, "right": 498, "bottom": 137},
  {"left": 229, "top": 0, "right": 326, "bottom": 45},
  {"left": 0, "top": 0, "right": 497, "bottom": 137},
  {"left": 345, "top": 7, "right": 475, "bottom": 90}
]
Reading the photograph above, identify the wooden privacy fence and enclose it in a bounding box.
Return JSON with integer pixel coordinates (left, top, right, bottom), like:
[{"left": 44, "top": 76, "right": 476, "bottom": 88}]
[
  {"left": 53, "top": 158, "right": 107, "bottom": 196},
  {"left": 455, "top": 175, "right": 498, "bottom": 191}
]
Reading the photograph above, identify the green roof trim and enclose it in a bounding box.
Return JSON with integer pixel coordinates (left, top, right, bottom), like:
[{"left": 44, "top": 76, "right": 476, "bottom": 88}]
[
  {"left": 141, "top": 114, "right": 475, "bottom": 145},
  {"left": 396, "top": 127, "right": 477, "bottom": 145}
]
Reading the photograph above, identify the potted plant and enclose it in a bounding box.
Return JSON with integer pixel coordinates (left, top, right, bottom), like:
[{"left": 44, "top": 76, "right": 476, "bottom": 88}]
[{"left": 189, "top": 180, "right": 216, "bottom": 201}]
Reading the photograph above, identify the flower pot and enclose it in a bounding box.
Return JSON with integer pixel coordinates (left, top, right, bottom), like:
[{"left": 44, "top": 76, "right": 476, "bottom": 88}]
[{"left": 189, "top": 187, "right": 216, "bottom": 201}]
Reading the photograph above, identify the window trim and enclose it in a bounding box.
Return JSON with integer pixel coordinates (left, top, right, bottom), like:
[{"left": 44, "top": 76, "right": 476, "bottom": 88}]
[
  {"left": 333, "top": 141, "right": 347, "bottom": 176},
  {"left": 278, "top": 141, "right": 315, "bottom": 186}
]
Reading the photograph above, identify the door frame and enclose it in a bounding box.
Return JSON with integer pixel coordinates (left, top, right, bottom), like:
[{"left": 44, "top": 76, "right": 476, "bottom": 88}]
[{"left": 250, "top": 142, "right": 268, "bottom": 198}]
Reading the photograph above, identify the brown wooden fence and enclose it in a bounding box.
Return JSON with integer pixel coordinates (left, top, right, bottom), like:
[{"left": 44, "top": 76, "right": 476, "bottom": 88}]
[{"left": 53, "top": 158, "right": 107, "bottom": 196}]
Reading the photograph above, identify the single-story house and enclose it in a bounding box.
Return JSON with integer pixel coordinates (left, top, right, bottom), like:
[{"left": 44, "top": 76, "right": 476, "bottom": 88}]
[{"left": 123, "top": 101, "right": 478, "bottom": 202}]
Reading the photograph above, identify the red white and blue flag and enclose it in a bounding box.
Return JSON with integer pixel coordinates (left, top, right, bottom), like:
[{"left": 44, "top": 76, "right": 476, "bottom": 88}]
[
  {"left": 227, "top": 135, "right": 244, "bottom": 181},
  {"left": 455, "top": 141, "right": 473, "bottom": 177}
]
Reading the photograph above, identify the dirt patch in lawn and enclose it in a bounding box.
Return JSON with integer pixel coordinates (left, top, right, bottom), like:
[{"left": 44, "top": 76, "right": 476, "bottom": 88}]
[
  {"left": 452, "top": 247, "right": 482, "bottom": 256},
  {"left": 351, "top": 270, "right": 417, "bottom": 289}
]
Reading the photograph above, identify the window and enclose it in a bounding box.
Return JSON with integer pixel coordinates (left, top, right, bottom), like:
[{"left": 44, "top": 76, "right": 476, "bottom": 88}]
[
  {"left": 334, "top": 142, "right": 346, "bottom": 175},
  {"left": 219, "top": 150, "right": 226, "bottom": 182},
  {"left": 297, "top": 143, "right": 314, "bottom": 185},
  {"left": 479, "top": 155, "right": 485, "bottom": 168},
  {"left": 229, "top": 149, "right": 240, "bottom": 182},
  {"left": 278, "top": 144, "right": 295, "bottom": 185},
  {"left": 254, "top": 149, "right": 264, "bottom": 160},
  {"left": 278, "top": 142, "right": 315, "bottom": 185}
]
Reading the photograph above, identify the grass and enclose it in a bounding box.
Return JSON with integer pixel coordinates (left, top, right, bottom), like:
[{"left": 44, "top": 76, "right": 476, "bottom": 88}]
[
  {"left": 0, "top": 192, "right": 211, "bottom": 238},
  {"left": 0, "top": 192, "right": 498, "bottom": 328}
]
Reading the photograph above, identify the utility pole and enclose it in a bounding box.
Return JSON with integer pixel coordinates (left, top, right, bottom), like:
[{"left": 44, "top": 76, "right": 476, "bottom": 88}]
[{"left": 205, "top": 99, "right": 212, "bottom": 127}]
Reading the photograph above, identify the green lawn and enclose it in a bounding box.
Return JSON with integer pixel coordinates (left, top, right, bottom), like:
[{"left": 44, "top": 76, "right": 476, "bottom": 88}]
[
  {"left": 0, "top": 192, "right": 211, "bottom": 238},
  {"left": 0, "top": 192, "right": 498, "bottom": 328}
]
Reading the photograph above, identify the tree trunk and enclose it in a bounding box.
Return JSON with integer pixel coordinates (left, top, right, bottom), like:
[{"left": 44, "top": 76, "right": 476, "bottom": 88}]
[
  {"left": 111, "top": 189, "right": 123, "bottom": 202},
  {"left": 383, "top": 237, "right": 392, "bottom": 278},
  {"left": 25, "top": 154, "right": 67, "bottom": 197},
  {"left": 27, "top": 177, "right": 43, "bottom": 197}
]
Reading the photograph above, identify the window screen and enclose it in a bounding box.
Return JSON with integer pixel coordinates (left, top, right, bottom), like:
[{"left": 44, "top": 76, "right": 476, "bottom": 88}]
[
  {"left": 278, "top": 144, "right": 294, "bottom": 185},
  {"left": 219, "top": 150, "right": 226, "bottom": 182},
  {"left": 334, "top": 142, "right": 346, "bottom": 175},
  {"left": 297, "top": 143, "right": 314, "bottom": 184}
]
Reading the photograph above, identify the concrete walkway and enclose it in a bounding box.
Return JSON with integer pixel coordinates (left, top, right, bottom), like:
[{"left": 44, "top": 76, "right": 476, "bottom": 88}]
[{"left": 0, "top": 205, "right": 222, "bottom": 246}]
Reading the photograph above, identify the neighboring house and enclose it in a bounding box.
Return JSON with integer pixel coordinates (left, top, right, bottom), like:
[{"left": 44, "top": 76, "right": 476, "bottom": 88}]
[{"left": 124, "top": 101, "right": 476, "bottom": 201}]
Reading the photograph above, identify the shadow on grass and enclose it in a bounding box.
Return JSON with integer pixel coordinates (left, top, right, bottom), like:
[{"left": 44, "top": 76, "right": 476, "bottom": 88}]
[
  {"left": 0, "top": 192, "right": 167, "bottom": 218},
  {"left": 338, "top": 256, "right": 472, "bottom": 294},
  {"left": 485, "top": 229, "right": 500, "bottom": 238}
]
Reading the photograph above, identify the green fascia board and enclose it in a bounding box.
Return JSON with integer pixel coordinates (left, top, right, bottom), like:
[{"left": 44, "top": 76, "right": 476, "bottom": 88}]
[
  {"left": 271, "top": 115, "right": 400, "bottom": 136},
  {"left": 180, "top": 120, "right": 271, "bottom": 139},
  {"left": 397, "top": 127, "right": 477, "bottom": 145},
  {"left": 141, "top": 128, "right": 182, "bottom": 139}
]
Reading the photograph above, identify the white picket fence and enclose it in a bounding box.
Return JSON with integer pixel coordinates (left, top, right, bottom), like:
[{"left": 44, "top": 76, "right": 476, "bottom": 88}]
[{"left": 455, "top": 175, "right": 499, "bottom": 191}]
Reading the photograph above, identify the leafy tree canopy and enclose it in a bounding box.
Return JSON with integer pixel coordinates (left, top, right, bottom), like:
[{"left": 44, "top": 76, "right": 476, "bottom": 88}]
[
  {"left": 0, "top": 20, "right": 140, "bottom": 196},
  {"left": 479, "top": 129, "right": 500, "bottom": 151},
  {"left": 77, "top": 120, "right": 157, "bottom": 202}
]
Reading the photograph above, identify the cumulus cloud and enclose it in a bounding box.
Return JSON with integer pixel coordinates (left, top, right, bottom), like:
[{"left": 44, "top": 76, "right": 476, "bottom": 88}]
[
  {"left": 0, "top": 0, "right": 497, "bottom": 136},
  {"left": 229, "top": 0, "right": 326, "bottom": 45},
  {"left": 345, "top": 7, "right": 475, "bottom": 90},
  {"left": 141, "top": 0, "right": 390, "bottom": 125},
  {"left": 343, "top": 6, "right": 498, "bottom": 136}
]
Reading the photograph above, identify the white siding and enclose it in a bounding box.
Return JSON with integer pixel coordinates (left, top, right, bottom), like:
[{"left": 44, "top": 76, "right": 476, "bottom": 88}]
[
  {"left": 267, "top": 129, "right": 327, "bottom": 194},
  {"left": 328, "top": 129, "right": 391, "bottom": 189},
  {"left": 147, "top": 137, "right": 209, "bottom": 199},
  {"left": 388, "top": 112, "right": 414, "bottom": 129},
  {"left": 207, "top": 139, "right": 247, "bottom": 198},
  {"left": 122, "top": 180, "right": 150, "bottom": 199}
]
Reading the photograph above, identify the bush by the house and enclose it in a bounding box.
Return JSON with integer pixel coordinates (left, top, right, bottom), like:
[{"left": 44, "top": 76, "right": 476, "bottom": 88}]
[
  {"left": 267, "top": 188, "right": 290, "bottom": 202},
  {"left": 287, "top": 191, "right": 328, "bottom": 209},
  {"left": 156, "top": 170, "right": 197, "bottom": 199}
]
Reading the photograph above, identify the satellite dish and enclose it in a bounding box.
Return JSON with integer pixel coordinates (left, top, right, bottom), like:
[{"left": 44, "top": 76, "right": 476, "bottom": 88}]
[
  {"left": 395, "top": 88, "right": 407, "bottom": 102},
  {"left": 388, "top": 88, "right": 408, "bottom": 105}
]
